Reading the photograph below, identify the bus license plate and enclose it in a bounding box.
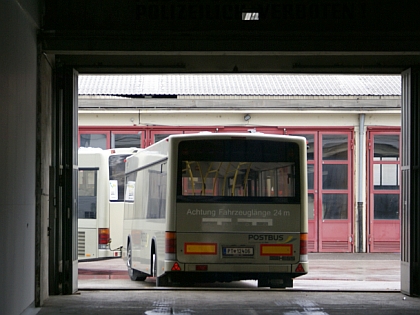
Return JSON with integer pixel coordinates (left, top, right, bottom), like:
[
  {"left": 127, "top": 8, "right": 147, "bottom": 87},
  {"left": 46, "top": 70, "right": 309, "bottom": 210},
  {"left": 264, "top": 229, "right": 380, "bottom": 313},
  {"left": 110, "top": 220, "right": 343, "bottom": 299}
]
[{"left": 223, "top": 247, "right": 254, "bottom": 257}]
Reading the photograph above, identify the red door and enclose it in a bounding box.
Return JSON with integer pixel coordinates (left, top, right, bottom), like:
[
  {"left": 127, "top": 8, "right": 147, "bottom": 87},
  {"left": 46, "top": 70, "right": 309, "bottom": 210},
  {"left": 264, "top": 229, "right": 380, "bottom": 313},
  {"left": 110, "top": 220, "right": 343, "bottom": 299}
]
[
  {"left": 318, "top": 132, "right": 353, "bottom": 252},
  {"left": 368, "top": 131, "right": 401, "bottom": 252},
  {"left": 148, "top": 129, "right": 183, "bottom": 146},
  {"left": 111, "top": 130, "right": 144, "bottom": 149},
  {"left": 148, "top": 127, "right": 222, "bottom": 146},
  {"left": 290, "top": 132, "right": 318, "bottom": 252},
  {"left": 78, "top": 129, "right": 111, "bottom": 149},
  {"left": 291, "top": 130, "right": 353, "bottom": 252}
]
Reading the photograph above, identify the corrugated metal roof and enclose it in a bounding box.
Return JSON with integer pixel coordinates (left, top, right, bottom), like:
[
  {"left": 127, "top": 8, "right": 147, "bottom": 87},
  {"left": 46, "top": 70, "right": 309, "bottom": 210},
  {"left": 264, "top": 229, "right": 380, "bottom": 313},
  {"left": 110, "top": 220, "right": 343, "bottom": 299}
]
[{"left": 78, "top": 74, "right": 401, "bottom": 97}]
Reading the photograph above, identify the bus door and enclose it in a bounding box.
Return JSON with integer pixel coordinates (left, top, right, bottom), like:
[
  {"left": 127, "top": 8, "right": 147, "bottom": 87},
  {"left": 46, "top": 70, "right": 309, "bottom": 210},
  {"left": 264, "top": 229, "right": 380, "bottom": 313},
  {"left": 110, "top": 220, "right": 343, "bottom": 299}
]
[
  {"left": 318, "top": 132, "right": 353, "bottom": 252},
  {"left": 368, "top": 131, "right": 400, "bottom": 253}
]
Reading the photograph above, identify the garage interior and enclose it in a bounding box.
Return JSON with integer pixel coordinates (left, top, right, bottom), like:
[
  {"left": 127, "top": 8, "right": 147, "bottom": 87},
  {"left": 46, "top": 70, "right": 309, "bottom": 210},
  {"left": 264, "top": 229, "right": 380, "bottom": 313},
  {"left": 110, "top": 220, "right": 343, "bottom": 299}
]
[{"left": 1, "top": 1, "right": 420, "bottom": 314}]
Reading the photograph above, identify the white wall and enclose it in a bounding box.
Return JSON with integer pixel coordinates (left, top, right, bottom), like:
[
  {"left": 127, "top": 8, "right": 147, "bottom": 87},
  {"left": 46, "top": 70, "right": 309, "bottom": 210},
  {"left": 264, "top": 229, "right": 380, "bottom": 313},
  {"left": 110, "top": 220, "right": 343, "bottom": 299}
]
[
  {"left": 0, "top": 1, "right": 39, "bottom": 314},
  {"left": 79, "top": 110, "right": 401, "bottom": 128}
]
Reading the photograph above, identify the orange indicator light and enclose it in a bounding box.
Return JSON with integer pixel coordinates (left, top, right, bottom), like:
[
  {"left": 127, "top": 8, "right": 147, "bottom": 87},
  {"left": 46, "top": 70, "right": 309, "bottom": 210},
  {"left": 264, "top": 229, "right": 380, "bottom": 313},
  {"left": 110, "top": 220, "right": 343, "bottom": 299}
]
[
  {"left": 300, "top": 233, "right": 308, "bottom": 255},
  {"left": 165, "top": 232, "right": 177, "bottom": 254},
  {"left": 184, "top": 243, "right": 217, "bottom": 255},
  {"left": 98, "top": 228, "right": 110, "bottom": 245},
  {"left": 260, "top": 244, "right": 293, "bottom": 256}
]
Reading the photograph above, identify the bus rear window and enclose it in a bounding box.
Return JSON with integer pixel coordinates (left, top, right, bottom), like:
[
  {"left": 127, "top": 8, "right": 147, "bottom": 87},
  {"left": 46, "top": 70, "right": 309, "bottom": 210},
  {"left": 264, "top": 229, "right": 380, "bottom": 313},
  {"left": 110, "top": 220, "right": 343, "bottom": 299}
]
[
  {"left": 177, "top": 139, "right": 300, "bottom": 201},
  {"left": 181, "top": 161, "right": 295, "bottom": 197}
]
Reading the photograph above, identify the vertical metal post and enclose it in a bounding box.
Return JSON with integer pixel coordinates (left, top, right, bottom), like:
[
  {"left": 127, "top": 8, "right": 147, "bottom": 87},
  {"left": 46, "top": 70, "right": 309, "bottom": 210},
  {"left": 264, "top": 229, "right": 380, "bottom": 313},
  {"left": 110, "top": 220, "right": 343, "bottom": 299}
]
[
  {"left": 357, "top": 114, "right": 365, "bottom": 252},
  {"left": 50, "top": 64, "right": 79, "bottom": 295},
  {"left": 62, "top": 66, "right": 79, "bottom": 294},
  {"left": 401, "top": 68, "right": 420, "bottom": 296}
]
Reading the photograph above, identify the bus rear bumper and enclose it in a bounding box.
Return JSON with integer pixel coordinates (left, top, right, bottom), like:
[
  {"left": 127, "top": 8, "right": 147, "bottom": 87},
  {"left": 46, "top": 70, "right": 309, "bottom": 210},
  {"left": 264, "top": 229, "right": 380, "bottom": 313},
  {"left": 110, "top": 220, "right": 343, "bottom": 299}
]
[
  {"left": 159, "top": 271, "right": 302, "bottom": 288},
  {"left": 165, "top": 261, "right": 308, "bottom": 273},
  {"left": 161, "top": 261, "right": 308, "bottom": 288}
]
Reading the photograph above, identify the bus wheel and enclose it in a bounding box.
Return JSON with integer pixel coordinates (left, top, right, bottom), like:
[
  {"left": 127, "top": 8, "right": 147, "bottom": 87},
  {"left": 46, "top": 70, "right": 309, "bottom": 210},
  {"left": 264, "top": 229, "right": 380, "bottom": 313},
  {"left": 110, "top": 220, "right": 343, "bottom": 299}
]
[
  {"left": 258, "top": 277, "right": 292, "bottom": 289},
  {"left": 127, "top": 241, "right": 147, "bottom": 281},
  {"left": 257, "top": 278, "right": 269, "bottom": 288},
  {"left": 270, "top": 277, "right": 293, "bottom": 288},
  {"left": 156, "top": 275, "right": 170, "bottom": 287}
]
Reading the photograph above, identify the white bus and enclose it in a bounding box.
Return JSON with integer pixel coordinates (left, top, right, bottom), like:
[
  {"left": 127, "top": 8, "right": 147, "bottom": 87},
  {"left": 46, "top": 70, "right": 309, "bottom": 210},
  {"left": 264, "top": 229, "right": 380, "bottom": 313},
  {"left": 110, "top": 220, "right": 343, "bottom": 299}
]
[
  {"left": 124, "top": 133, "right": 308, "bottom": 288},
  {"left": 78, "top": 147, "right": 140, "bottom": 261}
]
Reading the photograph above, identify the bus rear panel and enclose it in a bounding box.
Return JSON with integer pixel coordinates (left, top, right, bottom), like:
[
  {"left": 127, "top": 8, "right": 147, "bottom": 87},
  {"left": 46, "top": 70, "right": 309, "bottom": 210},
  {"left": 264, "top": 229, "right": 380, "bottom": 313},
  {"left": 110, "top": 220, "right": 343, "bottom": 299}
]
[{"left": 171, "top": 137, "right": 307, "bottom": 287}]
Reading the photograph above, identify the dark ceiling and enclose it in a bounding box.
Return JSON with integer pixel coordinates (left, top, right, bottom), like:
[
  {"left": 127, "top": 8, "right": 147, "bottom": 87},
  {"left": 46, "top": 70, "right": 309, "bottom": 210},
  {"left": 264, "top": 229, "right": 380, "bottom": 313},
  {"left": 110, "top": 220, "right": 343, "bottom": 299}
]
[{"left": 41, "top": 0, "right": 420, "bottom": 74}]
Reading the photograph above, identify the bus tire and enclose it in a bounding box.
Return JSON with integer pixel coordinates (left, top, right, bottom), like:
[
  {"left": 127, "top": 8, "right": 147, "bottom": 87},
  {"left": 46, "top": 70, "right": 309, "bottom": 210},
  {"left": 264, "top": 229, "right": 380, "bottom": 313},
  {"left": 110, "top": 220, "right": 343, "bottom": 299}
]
[
  {"left": 127, "top": 241, "right": 147, "bottom": 281},
  {"left": 257, "top": 278, "right": 270, "bottom": 288},
  {"left": 258, "top": 277, "right": 292, "bottom": 288},
  {"left": 156, "top": 275, "right": 170, "bottom": 287},
  {"left": 270, "top": 278, "right": 293, "bottom": 289}
]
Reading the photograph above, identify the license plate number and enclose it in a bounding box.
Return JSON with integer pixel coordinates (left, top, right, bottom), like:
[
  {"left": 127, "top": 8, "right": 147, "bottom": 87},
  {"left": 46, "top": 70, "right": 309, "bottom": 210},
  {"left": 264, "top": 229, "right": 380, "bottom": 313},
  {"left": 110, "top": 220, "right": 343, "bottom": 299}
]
[{"left": 223, "top": 247, "right": 254, "bottom": 257}]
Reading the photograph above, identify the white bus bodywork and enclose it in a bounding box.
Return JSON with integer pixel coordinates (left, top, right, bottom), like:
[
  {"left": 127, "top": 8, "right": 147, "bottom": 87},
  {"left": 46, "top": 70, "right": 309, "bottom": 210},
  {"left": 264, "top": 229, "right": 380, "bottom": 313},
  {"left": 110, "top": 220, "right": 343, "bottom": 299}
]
[{"left": 124, "top": 133, "right": 308, "bottom": 287}]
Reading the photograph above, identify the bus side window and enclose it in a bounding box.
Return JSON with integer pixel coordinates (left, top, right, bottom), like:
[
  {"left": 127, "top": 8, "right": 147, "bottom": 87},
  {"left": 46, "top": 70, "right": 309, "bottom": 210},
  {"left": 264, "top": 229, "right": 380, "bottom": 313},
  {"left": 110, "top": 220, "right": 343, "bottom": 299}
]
[{"left": 146, "top": 167, "right": 167, "bottom": 219}]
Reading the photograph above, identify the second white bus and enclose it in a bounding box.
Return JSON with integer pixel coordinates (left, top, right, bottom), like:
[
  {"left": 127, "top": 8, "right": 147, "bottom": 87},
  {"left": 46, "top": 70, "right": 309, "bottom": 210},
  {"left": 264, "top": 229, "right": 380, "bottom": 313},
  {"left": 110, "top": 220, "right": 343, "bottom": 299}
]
[
  {"left": 124, "top": 133, "right": 308, "bottom": 287},
  {"left": 78, "top": 147, "right": 140, "bottom": 260}
]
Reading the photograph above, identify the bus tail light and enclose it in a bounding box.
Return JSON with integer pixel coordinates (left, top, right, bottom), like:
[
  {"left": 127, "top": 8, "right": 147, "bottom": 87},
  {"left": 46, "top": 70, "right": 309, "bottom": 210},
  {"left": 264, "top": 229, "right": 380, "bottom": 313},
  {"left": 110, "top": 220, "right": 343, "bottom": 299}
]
[
  {"left": 300, "top": 233, "right": 308, "bottom": 255},
  {"left": 165, "top": 232, "right": 177, "bottom": 254},
  {"left": 98, "top": 228, "right": 110, "bottom": 249}
]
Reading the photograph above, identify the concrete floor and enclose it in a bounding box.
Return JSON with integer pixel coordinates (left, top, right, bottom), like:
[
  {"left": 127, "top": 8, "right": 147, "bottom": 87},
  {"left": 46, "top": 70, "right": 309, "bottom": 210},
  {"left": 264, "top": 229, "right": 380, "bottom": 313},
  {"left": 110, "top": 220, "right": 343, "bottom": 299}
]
[
  {"left": 77, "top": 252, "right": 401, "bottom": 291},
  {"left": 36, "top": 291, "right": 420, "bottom": 315},
  {"left": 33, "top": 253, "right": 420, "bottom": 315}
]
